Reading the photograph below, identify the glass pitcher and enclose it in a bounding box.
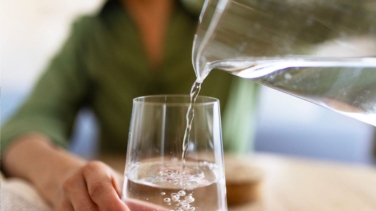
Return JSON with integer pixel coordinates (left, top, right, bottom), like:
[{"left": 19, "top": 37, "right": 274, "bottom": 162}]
[{"left": 192, "top": 0, "right": 376, "bottom": 126}]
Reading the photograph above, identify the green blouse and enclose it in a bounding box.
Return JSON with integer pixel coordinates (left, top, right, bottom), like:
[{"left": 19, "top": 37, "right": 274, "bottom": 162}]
[{"left": 1, "top": 1, "right": 258, "bottom": 155}]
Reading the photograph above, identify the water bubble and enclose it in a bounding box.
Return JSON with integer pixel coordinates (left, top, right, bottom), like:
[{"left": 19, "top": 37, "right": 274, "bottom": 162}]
[
  {"left": 164, "top": 198, "right": 171, "bottom": 203},
  {"left": 185, "top": 195, "right": 195, "bottom": 203},
  {"left": 178, "top": 190, "right": 186, "bottom": 196},
  {"left": 182, "top": 204, "right": 190, "bottom": 209},
  {"left": 161, "top": 192, "right": 166, "bottom": 195},
  {"left": 171, "top": 193, "right": 179, "bottom": 202}
]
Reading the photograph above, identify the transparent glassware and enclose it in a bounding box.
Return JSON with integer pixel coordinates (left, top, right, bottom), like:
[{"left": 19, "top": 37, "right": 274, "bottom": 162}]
[
  {"left": 122, "top": 95, "right": 228, "bottom": 211},
  {"left": 193, "top": 0, "right": 376, "bottom": 80},
  {"left": 192, "top": 0, "right": 376, "bottom": 126}
]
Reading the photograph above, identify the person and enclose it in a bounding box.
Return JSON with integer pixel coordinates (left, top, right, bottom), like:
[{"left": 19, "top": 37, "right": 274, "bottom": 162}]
[{"left": 1, "top": 0, "right": 258, "bottom": 210}]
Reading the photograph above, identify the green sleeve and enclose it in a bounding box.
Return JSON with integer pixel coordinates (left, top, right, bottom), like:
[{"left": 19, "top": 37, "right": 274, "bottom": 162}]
[
  {"left": 222, "top": 78, "right": 259, "bottom": 154},
  {"left": 1, "top": 18, "right": 92, "bottom": 154}
]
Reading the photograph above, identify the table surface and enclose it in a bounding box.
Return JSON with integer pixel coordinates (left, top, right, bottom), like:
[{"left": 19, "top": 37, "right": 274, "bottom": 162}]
[
  {"left": 2, "top": 153, "right": 376, "bottom": 211},
  {"left": 226, "top": 153, "right": 376, "bottom": 211},
  {"left": 100, "top": 153, "right": 376, "bottom": 211}
]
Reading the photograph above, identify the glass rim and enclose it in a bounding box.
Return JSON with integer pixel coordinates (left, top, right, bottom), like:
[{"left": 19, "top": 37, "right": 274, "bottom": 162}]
[{"left": 133, "top": 95, "right": 219, "bottom": 106}]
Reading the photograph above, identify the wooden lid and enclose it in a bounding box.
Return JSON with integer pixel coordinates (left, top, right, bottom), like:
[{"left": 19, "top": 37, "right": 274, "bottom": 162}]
[{"left": 225, "top": 155, "right": 264, "bottom": 207}]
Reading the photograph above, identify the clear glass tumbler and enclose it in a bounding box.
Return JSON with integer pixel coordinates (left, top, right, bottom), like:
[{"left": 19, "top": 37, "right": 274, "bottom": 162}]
[{"left": 122, "top": 95, "right": 227, "bottom": 211}]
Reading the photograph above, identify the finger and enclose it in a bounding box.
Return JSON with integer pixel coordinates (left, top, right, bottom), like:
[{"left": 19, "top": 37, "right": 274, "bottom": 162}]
[
  {"left": 83, "top": 161, "right": 128, "bottom": 211},
  {"left": 63, "top": 172, "right": 98, "bottom": 211},
  {"left": 112, "top": 172, "right": 124, "bottom": 197},
  {"left": 57, "top": 197, "right": 74, "bottom": 211}
]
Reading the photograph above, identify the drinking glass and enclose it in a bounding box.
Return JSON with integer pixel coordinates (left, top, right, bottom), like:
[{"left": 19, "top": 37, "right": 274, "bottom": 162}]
[{"left": 122, "top": 95, "right": 228, "bottom": 211}]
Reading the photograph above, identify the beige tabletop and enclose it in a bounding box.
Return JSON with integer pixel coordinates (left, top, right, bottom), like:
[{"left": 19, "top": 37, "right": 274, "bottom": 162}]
[
  {"left": 225, "top": 153, "right": 376, "bottom": 211},
  {"left": 99, "top": 153, "right": 376, "bottom": 211}
]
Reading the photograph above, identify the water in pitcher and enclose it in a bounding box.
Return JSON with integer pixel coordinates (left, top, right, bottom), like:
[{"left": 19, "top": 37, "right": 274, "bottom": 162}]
[{"left": 199, "top": 57, "right": 376, "bottom": 127}]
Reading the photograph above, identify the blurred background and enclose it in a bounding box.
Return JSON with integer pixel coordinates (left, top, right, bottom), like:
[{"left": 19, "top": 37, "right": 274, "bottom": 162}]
[{"left": 2, "top": 0, "right": 375, "bottom": 165}]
